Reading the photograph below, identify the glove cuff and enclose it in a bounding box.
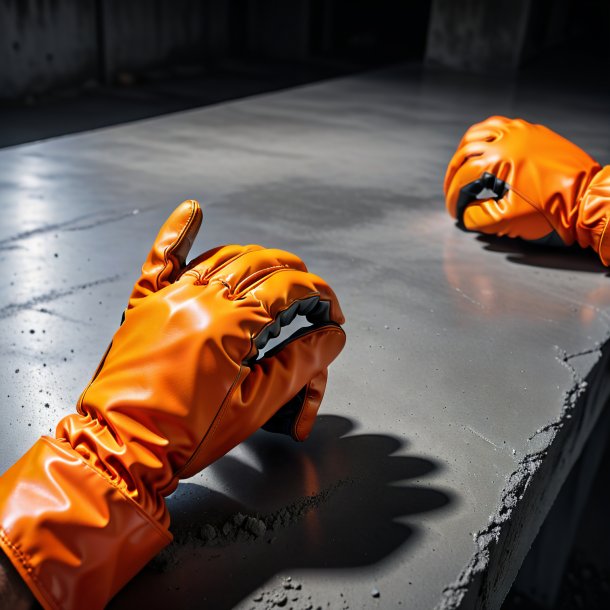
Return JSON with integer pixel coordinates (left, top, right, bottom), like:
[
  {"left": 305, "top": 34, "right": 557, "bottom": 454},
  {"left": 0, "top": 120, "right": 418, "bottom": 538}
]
[
  {"left": 0, "top": 437, "right": 171, "bottom": 610},
  {"left": 576, "top": 166, "right": 610, "bottom": 265}
]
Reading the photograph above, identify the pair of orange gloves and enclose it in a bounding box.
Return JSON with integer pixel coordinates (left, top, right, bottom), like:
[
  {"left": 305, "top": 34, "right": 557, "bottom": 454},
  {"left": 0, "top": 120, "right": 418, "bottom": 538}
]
[{"left": 1, "top": 117, "right": 609, "bottom": 610}]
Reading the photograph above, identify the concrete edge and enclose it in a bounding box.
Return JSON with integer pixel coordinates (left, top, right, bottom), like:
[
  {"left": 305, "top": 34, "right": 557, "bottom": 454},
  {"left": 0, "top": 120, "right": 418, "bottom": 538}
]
[{"left": 436, "top": 330, "right": 610, "bottom": 610}]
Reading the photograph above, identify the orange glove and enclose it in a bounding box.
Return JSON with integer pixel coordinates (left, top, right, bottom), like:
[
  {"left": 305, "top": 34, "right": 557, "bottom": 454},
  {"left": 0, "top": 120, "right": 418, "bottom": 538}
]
[
  {"left": 0, "top": 200, "right": 346, "bottom": 610},
  {"left": 444, "top": 116, "right": 610, "bottom": 264}
]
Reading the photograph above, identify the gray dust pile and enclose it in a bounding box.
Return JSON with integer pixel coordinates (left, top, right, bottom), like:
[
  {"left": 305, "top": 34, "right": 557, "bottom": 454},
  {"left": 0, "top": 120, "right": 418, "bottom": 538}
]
[{"left": 149, "top": 478, "right": 350, "bottom": 573}]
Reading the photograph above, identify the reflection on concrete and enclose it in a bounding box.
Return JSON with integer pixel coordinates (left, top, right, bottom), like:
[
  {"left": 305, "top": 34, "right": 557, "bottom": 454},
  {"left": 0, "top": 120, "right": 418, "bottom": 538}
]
[{"left": 443, "top": 230, "right": 610, "bottom": 329}]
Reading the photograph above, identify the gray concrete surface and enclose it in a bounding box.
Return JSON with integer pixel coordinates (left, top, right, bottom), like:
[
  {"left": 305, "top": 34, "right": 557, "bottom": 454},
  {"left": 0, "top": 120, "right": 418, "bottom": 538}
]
[{"left": 0, "top": 64, "right": 609, "bottom": 609}]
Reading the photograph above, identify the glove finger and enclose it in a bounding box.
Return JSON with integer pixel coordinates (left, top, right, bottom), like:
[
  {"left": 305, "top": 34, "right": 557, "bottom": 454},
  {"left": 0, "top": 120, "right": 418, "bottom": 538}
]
[
  {"left": 443, "top": 141, "right": 488, "bottom": 197},
  {"left": 249, "top": 267, "right": 345, "bottom": 334},
  {"left": 461, "top": 194, "right": 516, "bottom": 235},
  {"left": 212, "top": 247, "right": 309, "bottom": 292},
  {"left": 445, "top": 117, "right": 512, "bottom": 190},
  {"left": 458, "top": 115, "right": 511, "bottom": 146},
  {"left": 241, "top": 325, "right": 344, "bottom": 439},
  {"left": 446, "top": 152, "right": 556, "bottom": 241},
  {"left": 445, "top": 151, "right": 506, "bottom": 217},
  {"left": 177, "top": 244, "right": 264, "bottom": 284},
  {"left": 129, "top": 200, "right": 202, "bottom": 307},
  {"left": 182, "top": 324, "right": 345, "bottom": 473},
  {"left": 262, "top": 368, "right": 328, "bottom": 441},
  {"left": 461, "top": 189, "right": 554, "bottom": 240},
  {"left": 178, "top": 246, "right": 307, "bottom": 289}
]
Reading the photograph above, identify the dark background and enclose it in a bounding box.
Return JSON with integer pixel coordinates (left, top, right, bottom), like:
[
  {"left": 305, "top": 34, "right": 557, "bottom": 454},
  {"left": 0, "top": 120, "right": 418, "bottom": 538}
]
[
  {"left": 1, "top": 1, "right": 610, "bottom": 609},
  {"left": 1, "top": 0, "right": 609, "bottom": 148}
]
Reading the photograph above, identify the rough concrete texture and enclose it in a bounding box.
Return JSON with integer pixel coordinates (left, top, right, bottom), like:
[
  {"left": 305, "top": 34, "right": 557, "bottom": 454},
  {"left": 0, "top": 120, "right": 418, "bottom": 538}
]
[{"left": 0, "top": 65, "right": 609, "bottom": 609}]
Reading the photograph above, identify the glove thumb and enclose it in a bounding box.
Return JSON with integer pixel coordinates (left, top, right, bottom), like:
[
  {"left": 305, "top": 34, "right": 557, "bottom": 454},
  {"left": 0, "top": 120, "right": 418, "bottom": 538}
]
[
  {"left": 128, "top": 200, "right": 202, "bottom": 308},
  {"left": 262, "top": 368, "right": 329, "bottom": 441}
]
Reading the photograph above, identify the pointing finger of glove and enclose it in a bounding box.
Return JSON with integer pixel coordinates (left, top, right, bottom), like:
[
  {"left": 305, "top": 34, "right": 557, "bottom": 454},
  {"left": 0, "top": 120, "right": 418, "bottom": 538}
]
[
  {"left": 129, "top": 200, "right": 202, "bottom": 307},
  {"left": 184, "top": 324, "right": 346, "bottom": 472}
]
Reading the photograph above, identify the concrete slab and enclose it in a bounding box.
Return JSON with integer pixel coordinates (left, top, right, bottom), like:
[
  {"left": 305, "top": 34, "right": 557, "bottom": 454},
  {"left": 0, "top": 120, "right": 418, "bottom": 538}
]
[{"left": 0, "top": 64, "right": 609, "bottom": 609}]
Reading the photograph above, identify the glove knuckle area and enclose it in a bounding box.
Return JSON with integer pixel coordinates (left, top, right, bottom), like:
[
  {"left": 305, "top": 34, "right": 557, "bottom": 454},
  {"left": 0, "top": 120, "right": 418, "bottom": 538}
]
[
  {"left": 207, "top": 247, "right": 309, "bottom": 296},
  {"left": 459, "top": 115, "right": 509, "bottom": 146},
  {"left": 178, "top": 244, "right": 263, "bottom": 283},
  {"left": 249, "top": 268, "right": 344, "bottom": 325}
]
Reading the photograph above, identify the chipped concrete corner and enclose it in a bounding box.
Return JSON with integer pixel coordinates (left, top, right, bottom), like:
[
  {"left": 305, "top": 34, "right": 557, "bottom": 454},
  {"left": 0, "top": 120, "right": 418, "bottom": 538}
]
[{"left": 437, "top": 338, "right": 610, "bottom": 610}]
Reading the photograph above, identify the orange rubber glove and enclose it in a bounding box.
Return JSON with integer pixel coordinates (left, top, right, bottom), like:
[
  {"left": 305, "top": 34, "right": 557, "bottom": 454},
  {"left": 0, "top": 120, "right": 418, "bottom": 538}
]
[
  {"left": 0, "top": 200, "right": 346, "bottom": 610},
  {"left": 444, "top": 116, "right": 610, "bottom": 264}
]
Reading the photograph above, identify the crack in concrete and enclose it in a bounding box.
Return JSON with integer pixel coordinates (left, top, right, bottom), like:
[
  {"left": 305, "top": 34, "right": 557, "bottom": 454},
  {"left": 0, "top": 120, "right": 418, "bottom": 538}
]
[
  {"left": 436, "top": 331, "right": 610, "bottom": 610},
  {"left": 36, "top": 306, "right": 92, "bottom": 326},
  {"left": 0, "top": 208, "right": 142, "bottom": 251},
  {"left": 0, "top": 275, "right": 123, "bottom": 320},
  {"left": 465, "top": 425, "right": 502, "bottom": 451},
  {"left": 0, "top": 213, "right": 95, "bottom": 249},
  {"left": 560, "top": 344, "right": 604, "bottom": 363},
  {"left": 453, "top": 287, "right": 486, "bottom": 310},
  {"left": 63, "top": 209, "right": 142, "bottom": 233}
]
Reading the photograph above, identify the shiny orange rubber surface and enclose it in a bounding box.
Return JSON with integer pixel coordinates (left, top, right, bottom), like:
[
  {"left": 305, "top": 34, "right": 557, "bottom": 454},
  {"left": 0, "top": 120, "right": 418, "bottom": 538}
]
[
  {"left": 0, "top": 201, "right": 345, "bottom": 610},
  {"left": 444, "top": 116, "right": 608, "bottom": 260},
  {"left": 578, "top": 166, "right": 610, "bottom": 265}
]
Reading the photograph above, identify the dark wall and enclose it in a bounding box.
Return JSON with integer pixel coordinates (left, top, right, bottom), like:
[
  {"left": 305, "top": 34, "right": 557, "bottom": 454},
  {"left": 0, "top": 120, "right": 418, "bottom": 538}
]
[
  {"left": 0, "top": 0, "right": 432, "bottom": 102},
  {"left": 0, "top": 0, "right": 233, "bottom": 99},
  {"left": 425, "top": 0, "right": 610, "bottom": 74},
  {"left": 100, "top": 0, "right": 209, "bottom": 81},
  {"left": 0, "top": 0, "right": 98, "bottom": 99},
  {"left": 2, "top": 0, "right": 605, "bottom": 101},
  {"left": 425, "top": 0, "right": 532, "bottom": 72}
]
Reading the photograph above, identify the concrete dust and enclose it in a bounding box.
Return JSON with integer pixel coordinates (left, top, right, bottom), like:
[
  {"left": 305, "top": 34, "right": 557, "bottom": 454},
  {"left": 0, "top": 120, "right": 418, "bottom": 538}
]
[
  {"left": 248, "top": 576, "right": 318, "bottom": 610},
  {"left": 149, "top": 478, "right": 350, "bottom": 573}
]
